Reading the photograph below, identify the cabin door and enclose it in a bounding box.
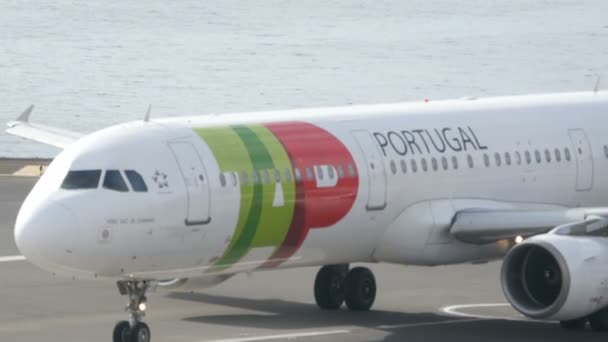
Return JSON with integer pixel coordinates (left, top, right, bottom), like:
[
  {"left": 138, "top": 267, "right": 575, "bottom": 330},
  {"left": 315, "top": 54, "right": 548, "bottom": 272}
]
[
  {"left": 351, "top": 130, "right": 387, "bottom": 211},
  {"left": 169, "top": 141, "right": 212, "bottom": 225},
  {"left": 568, "top": 129, "right": 594, "bottom": 191}
]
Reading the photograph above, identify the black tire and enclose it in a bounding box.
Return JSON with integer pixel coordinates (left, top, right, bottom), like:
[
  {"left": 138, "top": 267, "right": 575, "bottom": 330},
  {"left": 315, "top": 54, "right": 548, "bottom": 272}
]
[
  {"left": 589, "top": 308, "right": 608, "bottom": 332},
  {"left": 113, "top": 321, "right": 131, "bottom": 342},
  {"left": 344, "top": 267, "right": 376, "bottom": 311},
  {"left": 560, "top": 318, "right": 587, "bottom": 331},
  {"left": 129, "top": 322, "right": 151, "bottom": 342},
  {"left": 314, "top": 265, "right": 348, "bottom": 310}
]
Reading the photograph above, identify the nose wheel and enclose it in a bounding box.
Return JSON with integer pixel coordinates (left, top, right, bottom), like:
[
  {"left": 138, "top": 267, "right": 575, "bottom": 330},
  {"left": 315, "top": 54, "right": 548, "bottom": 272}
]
[{"left": 113, "top": 280, "right": 152, "bottom": 342}]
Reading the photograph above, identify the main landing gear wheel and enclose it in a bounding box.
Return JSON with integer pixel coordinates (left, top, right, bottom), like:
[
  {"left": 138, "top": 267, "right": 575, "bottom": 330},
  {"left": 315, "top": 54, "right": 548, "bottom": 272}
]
[
  {"left": 559, "top": 318, "right": 587, "bottom": 331},
  {"left": 314, "top": 264, "right": 348, "bottom": 310},
  {"left": 343, "top": 267, "right": 376, "bottom": 311},
  {"left": 113, "top": 280, "right": 152, "bottom": 342}
]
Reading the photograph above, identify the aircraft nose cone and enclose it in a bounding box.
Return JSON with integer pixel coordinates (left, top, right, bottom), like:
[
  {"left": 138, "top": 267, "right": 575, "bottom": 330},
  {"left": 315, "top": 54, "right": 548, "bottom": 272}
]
[{"left": 14, "top": 202, "right": 76, "bottom": 267}]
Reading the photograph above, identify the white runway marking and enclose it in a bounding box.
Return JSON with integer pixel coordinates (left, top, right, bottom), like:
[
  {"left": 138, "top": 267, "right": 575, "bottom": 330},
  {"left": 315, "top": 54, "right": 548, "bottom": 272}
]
[
  {"left": 0, "top": 255, "right": 26, "bottom": 263},
  {"left": 377, "top": 318, "right": 483, "bottom": 329},
  {"left": 202, "top": 329, "right": 350, "bottom": 342},
  {"left": 440, "top": 303, "right": 554, "bottom": 323}
]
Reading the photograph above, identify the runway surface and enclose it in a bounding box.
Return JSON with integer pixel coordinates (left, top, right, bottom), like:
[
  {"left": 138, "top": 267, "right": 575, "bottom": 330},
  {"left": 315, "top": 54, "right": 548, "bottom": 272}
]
[{"left": 0, "top": 167, "right": 605, "bottom": 341}]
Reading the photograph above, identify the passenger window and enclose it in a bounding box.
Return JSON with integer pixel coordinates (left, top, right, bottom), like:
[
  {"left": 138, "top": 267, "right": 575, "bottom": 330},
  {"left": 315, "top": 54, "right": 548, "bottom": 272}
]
[
  {"left": 306, "top": 167, "right": 314, "bottom": 181},
  {"left": 555, "top": 148, "right": 561, "bottom": 162},
  {"left": 284, "top": 169, "right": 292, "bottom": 182},
  {"left": 316, "top": 166, "right": 324, "bottom": 180},
  {"left": 411, "top": 159, "right": 418, "bottom": 173},
  {"left": 230, "top": 172, "right": 238, "bottom": 186},
  {"left": 545, "top": 149, "right": 551, "bottom": 163},
  {"left": 219, "top": 173, "right": 227, "bottom": 187},
  {"left": 565, "top": 148, "right": 571, "bottom": 161},
  {"left": 452, "top": 156, "right": 458, "bottom": 169},
  {"left": 505, "top": 152, "right": 511, "bottom": 166},
  {"left": 337, "top": 165, "right": 345, "bottom": 179},
  {"left": 535, "top": 150, "right": 541, "bottom": 163},
  {"left": 104, "top": 170, "right": 129, "bottom": 192},
  {"left": 263, "top": 170, "right": 270, "bottom": 184},
  {"left": 125, "top": 170, "right": 148, "bottom": 192},
  {"left": 421, "top": 158, "right": 428, "bottom": 172},
  {"left": 431, "top": 158, "right": 438, "bottom": 171},
  {"left": 61, "top": 170, "right": 102, "bottom": 190},
  {"left": 294, "top": 168, "right": 302, "bottom": 182},
  {"left": 442, "top": 156, "right": 448, "bottom": 170},
  {"left": 525, "top": 151, "right": 532, "bottom": 164},
  {"left": 467, "top": 154, "right": 474, "bottom": 168},
  {"left": 515, "top": 151, "right": 522, "bottom": 165},
  {"left": 390, "top": 160, "right": 397, "bottom": 175},
  {"left": 348, "top": 164, "right": 356, "bottom": 177},
  {"left": 400, "top": 160, "right": 407, "bottom": 174},
  {"left": 274, "top": 169, "right": 281, "bottom": 182},
  {"left": 252, "top": 170, "right": 260, "bottom": 184},
  {"left": 494, "top": 153, "right": 502, "bottom": 167},
  {"left": 240, "top": 171, "right": 249, "bottom": 185},
  {"left": 328, "top": 166, "right": 335, "bottom": 179},
  {"left": 484, "top": 154, "right": 490, "bottom": 167}
]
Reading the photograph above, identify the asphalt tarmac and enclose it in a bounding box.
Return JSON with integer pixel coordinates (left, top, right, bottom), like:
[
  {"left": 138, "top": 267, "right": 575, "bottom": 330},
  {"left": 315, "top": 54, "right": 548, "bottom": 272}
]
[{"left": 0, "top": 165, "right": 605, "bottom": 342}]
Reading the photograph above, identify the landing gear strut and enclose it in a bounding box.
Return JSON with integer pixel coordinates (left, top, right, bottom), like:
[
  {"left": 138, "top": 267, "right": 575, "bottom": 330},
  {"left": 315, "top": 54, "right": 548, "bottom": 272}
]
[
  {"left": 314, "top": 265, "right": 376, "bottom": 311},
  {"left": 113, "top": 280, "right": 152, "bottom": 342}
]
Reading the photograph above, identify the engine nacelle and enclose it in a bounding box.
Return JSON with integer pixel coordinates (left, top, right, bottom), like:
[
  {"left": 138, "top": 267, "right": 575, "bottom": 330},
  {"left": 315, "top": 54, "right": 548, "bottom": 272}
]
[{"left": 501, "top": 234, "right": 608, "bottom": 321}]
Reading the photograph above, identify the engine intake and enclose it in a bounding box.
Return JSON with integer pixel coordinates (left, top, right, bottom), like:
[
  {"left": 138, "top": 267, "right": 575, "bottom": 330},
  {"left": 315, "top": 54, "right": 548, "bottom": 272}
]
[
  {"left": 501, "top": 234, "right": 608, "bottom": 321},
  {"left": 501, "top": 242, "right": 570, "bottom": 318}
]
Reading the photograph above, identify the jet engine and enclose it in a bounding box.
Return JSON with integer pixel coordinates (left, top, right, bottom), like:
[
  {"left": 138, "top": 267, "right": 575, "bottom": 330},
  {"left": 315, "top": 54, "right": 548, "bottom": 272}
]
[{"left": 501, "top": 232, "right": 608, "bottom": 321}]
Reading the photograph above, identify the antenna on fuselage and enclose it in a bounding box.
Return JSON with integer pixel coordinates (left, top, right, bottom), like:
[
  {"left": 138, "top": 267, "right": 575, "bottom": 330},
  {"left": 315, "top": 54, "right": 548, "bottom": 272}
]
[
  {"left": 594, "top": 75, "right": 602, "bottom": 93},
  {"left": 143, "top": 105, "right": 152, "bottom": 122}
]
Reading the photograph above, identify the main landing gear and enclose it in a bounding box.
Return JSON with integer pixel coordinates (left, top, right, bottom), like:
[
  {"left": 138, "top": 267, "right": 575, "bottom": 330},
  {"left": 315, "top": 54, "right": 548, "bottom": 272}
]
[
  {"left": 314, "top": 264, "right": 377, "bottom": 311},
  {"left": 113, "top": 280, "right": 152, "bottom": 342}
]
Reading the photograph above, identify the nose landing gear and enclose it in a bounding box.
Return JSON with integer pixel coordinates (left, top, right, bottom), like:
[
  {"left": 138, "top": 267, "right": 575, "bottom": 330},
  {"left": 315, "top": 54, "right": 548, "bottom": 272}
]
[{"left": 113, "top": 280, "right": 152, "bottom": 342}]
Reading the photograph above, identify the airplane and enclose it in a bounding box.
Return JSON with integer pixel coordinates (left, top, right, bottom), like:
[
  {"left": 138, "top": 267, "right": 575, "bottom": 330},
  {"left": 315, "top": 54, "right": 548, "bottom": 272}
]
[{"left": 7, "top": 91, "right": 608, "bottom": 342}]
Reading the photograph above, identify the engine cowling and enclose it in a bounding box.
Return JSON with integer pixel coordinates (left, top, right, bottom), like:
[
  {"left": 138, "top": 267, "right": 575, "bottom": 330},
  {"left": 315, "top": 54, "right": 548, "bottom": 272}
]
[{"left": 501, "top": 234, "right": 608, "bottom": 321}]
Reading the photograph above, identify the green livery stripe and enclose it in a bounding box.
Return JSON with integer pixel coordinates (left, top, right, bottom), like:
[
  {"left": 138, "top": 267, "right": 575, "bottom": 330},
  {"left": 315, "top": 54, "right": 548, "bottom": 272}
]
[
  {"left": 194, "top": 124, "right": 297, "bottom": 270},
  {"left": 211, "top": 125, "right": 269, "bottom": 266},
  {"left": 194, "top": 127, "right": 255, "bottom": 265},
  {"left": 248, "top": 126, "right": 295, "bottom": 248}
]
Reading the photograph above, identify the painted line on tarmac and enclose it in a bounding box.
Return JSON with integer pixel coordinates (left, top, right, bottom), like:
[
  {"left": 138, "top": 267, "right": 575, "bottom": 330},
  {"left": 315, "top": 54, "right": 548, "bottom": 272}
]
[
  {"left": 378, "top": 318, "right": 483, "bottom": 329},
  {"left": 202, "top": 329, "right": 350, "bottom": 342},
  {"left": 0, "top": 255, "right": 26, "bottom": 263},
  {"left": 440, "top": 303, "right": 554, "bottom": 323}
]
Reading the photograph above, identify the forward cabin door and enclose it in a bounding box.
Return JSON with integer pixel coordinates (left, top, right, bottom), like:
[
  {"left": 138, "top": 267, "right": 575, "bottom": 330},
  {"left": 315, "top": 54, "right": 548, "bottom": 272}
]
[
  {"left": 168, "top": 141, "right": 212, "bottom": 225},
  {"left": 351, "top": 130, "right": 387, "bottom": 211},
  {"left": 568, "top": 129, "right": 594, "bottom": 191}
]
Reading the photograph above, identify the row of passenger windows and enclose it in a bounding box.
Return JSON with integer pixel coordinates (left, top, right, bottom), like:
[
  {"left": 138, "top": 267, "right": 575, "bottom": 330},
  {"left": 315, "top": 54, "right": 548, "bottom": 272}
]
[
  {"left": 219, "top": 164, "right": 357, "bottom": 187},
  {"left": 61, "top": 169, "right": 148, "bottom": 192},
  {"left": 386, "top": 147, "right": 576, "bottom": 175}
]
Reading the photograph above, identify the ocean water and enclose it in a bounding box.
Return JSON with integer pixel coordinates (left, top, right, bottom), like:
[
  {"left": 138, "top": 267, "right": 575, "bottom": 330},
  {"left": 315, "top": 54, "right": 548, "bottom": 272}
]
[{"left": 1, "top": 0, "right": 607, "bottom": 157}]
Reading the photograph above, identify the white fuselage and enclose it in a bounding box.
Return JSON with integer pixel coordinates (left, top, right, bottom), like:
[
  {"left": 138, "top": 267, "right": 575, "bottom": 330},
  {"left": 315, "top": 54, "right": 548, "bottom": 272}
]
[{"left": 13, "top": 92, "right": 608, "bottom": 281}]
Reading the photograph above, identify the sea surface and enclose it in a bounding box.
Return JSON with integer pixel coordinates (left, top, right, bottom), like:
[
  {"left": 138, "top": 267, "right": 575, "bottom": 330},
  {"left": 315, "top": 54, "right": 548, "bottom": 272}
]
[{"left": 1, "top": 0, "right": 607, "bottom": 157}]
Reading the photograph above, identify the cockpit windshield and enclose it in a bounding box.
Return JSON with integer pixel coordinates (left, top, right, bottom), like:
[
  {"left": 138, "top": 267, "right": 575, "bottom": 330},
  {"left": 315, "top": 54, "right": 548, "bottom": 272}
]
[
  {"left": 103, "top": 170, "right": 129, "bottom": 192},
  {"left": 61, "top": 169, "right": 148, "bottom": 192},
  {"left": 60, "top": 170, "right": 102, "bottom": 190},
  {"left": 125, "top": 170, "right": 148, "bottom": 192}
]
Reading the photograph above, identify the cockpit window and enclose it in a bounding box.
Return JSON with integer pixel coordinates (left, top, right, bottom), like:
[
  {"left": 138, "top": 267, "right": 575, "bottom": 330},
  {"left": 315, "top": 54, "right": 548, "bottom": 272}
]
[
  {"left": 103, "top": 170, "right": 129, "bottom": 192},
  {"left": 125, "top": 170, "right": 148, "bottom": 192},
  {"left": 61, "top": 170, "right": 102, "bottom": 190}
]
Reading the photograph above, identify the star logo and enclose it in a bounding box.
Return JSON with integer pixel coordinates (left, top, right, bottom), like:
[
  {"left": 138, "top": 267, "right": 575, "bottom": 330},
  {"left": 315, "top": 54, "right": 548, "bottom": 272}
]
[{"left": 152, "top": 170, "right": 169, "bottom": 189}]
